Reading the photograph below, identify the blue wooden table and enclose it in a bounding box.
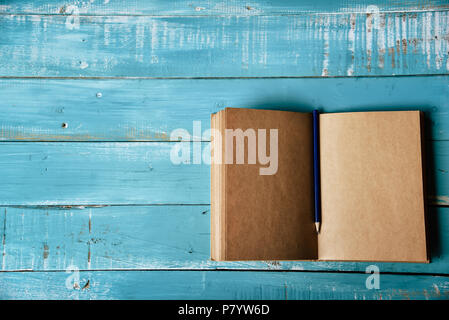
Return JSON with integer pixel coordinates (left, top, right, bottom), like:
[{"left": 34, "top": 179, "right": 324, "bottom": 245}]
[{"left": 0, "top": 0, "right": 448, "bottom": 300}]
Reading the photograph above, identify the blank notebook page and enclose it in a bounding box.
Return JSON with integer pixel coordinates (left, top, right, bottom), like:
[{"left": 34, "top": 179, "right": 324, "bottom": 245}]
[
  {"left": 317, "top": 111, "right": 428, "bottom": 262},
  {"left": 223, "top": 108, "right": 317, "bottom": 260}
]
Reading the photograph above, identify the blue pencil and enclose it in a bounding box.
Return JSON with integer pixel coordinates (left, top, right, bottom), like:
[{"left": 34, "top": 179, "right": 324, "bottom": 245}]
[{"left": 313, "top": 110, "right": 321, "bottom": 233}]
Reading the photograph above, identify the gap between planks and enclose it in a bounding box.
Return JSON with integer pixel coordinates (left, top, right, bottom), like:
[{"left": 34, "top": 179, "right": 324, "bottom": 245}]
[
  {"left": 0, "top": 140, "right": 447, "bottom": 142},
  {"left": 0, "top": 74, "right": 448, "bottom": 80},
  {"left": 0, "top": 204, "right": 446, "bottom": 208},
  {"left": 1, "top": 268, "right": 449, "bottom": 278},
  {"left": 1, "top": 8, "right": 449, "bottom": 17}
]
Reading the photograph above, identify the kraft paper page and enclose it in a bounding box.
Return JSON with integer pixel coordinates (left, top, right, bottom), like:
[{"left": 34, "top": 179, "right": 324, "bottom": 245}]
[
  {"left": 317, "top": 111, "right": 427, "bottom": 262},
  {"left": 215, "top": 108, "right": 318, "bottom": 260}
]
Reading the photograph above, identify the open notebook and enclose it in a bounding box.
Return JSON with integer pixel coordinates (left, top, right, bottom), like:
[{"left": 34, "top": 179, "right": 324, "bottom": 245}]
[{"left": 210, "top": 108, "right": 428, "bottom": 262}]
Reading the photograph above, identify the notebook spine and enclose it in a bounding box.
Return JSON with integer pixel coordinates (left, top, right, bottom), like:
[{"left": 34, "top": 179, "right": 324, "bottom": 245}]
[{"left": 210, "top": 109, "right": 226, "bottom": 261}]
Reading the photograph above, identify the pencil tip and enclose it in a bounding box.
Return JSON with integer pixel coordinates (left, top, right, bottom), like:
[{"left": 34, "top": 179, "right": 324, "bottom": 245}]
[{"left": 315, "top": 222, "right": 321, "bottom": 234}]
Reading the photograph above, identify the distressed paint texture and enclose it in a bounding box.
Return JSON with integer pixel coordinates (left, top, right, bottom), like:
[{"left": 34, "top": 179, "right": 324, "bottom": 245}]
[
  {"left": 0, "top": 77, "right": 448, "bottom": 141},
  {"left": 1, "top": 0, "right": 449, "bottom": 15},
  {"left": 0, "top": 141, "right": 447, "bottom": 206},
  {"left": 1, "top": 270, "right": 448, "bottom": 300},
  {"left": 1, "top": 0, "right": 449, "bottom": 300},
  {"left": 0, "top": 142, "right": 209, "bottom": 205},
  {"left": 0, "top": 11, "right": 448, "bottom": 77},
  {"left": 0, "top": 206, "right": 448, "bottom": 275}
]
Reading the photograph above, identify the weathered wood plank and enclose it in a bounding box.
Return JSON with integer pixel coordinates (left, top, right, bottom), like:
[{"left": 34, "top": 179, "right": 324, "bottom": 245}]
[
  {"left": 427, "top": 141, "right": 449, "bottom": 206},
  {"left": 1, "top": 76, "right": 448, "bottom": 141},
  {"left": 1, "top": 206, "right": 448, "bottom": 275},
  {"left": 0, "top": 11, "right": 448, "bottom": 77},
  {"left": 0, "top": 140, "right": 447, "bottom": 205},
  {"left": 0, "top": 140, "right": 441, "bottom": 207},
  {"left": 1, "top": 205, "right": 214, "bottom": 271},
  {"left": 0, "top": 142, "right": 209, "bottom": 205},
  {"left": 1, "top": 0, "right": 448, "bottom": 15},
  {"left": 0, "top": 270, "right": 448, "bottom": 300}
]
